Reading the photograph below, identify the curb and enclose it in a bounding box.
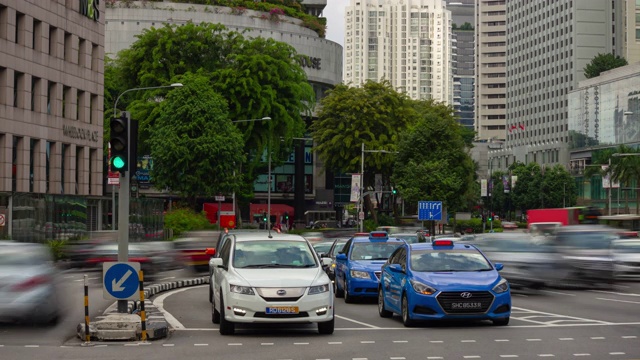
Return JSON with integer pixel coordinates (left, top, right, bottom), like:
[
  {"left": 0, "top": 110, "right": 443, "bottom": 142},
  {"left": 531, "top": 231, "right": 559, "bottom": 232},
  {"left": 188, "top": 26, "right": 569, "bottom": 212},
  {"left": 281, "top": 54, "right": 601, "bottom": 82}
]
[{"left": 77, "top": 275, "right": 209, "bottom": 341}]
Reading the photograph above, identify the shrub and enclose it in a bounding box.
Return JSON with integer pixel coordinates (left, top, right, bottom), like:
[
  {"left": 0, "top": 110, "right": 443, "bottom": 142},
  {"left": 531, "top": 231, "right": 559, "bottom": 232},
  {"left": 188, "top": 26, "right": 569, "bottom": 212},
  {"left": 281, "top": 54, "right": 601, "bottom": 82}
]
[
  {"left": 164, "top": 207, "right": 212, "bottom": 238},
  {"left": 47, "top": 239, "right": 68, "bottom": 262}
]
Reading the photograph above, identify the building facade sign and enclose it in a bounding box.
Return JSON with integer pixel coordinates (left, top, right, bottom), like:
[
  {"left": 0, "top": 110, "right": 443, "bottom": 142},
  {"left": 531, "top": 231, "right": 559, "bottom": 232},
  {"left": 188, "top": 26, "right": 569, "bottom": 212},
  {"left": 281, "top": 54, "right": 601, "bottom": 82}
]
[
  {"left": 79, "top": 0, "right": 100, "bottom": 21},
  {"left": 299, "top": 56, "right": 321, "bottom": 70},
  {"left": 62, "top": 125, "right": 99, "bottom": 142}
]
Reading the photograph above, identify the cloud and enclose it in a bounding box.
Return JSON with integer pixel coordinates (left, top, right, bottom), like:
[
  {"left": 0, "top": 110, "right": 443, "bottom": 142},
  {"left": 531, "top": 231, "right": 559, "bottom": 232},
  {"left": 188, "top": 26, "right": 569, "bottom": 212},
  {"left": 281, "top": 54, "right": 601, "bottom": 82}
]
[{"left": 324, "top": 0, "right": 348, "bottom": 47}]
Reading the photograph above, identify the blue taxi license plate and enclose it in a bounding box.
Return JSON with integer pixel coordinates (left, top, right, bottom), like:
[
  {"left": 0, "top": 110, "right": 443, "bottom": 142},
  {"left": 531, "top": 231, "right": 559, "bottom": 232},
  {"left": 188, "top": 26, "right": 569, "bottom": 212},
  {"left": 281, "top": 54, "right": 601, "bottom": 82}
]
[
  {"left": 266, "top": 306, "right": 299, "bottom": 314},
  {"left": 451, "top": 302, "right": 482, "bottom": 309}
]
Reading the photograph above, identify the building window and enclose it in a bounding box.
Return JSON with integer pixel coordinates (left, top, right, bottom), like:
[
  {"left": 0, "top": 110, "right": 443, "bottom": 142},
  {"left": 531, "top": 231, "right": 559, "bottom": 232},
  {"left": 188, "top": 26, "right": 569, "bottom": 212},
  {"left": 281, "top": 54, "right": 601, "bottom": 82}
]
[
  {"left": 14, "top": 71, "right": 24, "bottom": 108},
  {"left": 30, "top": 76, "right": 40, "bottom": 111},
  {"left": 91, "top": 43, "right": 98, "bottom": 70},
  {"left": 64, "top": 31, "right": 72, "bottom": 61},
  {"left": 49, "top": 26, "right": 58, "bottom": 57},
  {"left": 29, "top": 139, "right": 36, "bottom": 193},
  {"left": 46, "top": 141, "right": 51, "bottom": 193},
  {"left": 33, "top": 19, "right": 42, "bottom": 51},
  {"left": 78, "top": 38, "right": 86, "bottom": 67},
  {"left": 47, "top": 81, "right": 55, "bottom": 115},
  {"left": 15, "top": 12, "right": 24, "bottom": 44},
  {"left": 61, "top": 144, "right": 67, "bottom": 194},
  {"left": 0, "top": 5, "right": 8, "bottom": 40}
]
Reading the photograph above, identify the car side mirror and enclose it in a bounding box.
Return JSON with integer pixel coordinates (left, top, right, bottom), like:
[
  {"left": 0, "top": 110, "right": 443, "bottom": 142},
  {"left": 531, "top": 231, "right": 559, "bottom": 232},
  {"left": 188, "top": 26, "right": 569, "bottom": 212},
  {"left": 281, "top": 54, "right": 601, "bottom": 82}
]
[
  {"left": 210, "top": 257, "right": 224, "bottom": 268},
  {"left": 494, "top": 263, "right": 504, "bottom": 271},
  {"left": 205, "top": 248, "right": 216, "bottom": 256},
  {"left": 321, "top": 257, "right": 333, "bottom": 266},
  {"left": 336, "top": 253, "right": 347, "bottom": 260},
  {"left": 319, "top": 252, "right": 329, "bottom": 258},
  {"left": 388, "top": 264, "right": 404, "bottom": 273}
]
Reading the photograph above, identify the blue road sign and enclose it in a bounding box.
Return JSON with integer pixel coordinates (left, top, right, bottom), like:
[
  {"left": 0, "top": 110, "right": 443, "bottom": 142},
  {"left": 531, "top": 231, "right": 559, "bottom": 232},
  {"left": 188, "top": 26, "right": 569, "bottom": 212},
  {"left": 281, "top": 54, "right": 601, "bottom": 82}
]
[
  {"left": 418, "top": 201, "right": 443, "bottom": 221},
  {"left": 103, "top": 262, "right": 140, "bottom": 300}
]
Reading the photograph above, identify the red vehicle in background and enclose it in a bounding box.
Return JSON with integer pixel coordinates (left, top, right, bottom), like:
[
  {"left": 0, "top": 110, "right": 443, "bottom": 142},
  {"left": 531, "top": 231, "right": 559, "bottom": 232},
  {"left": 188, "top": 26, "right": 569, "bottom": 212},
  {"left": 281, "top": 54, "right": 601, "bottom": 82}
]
[{"left": 527, "top": 208, "right": 580, "bottom": 227}]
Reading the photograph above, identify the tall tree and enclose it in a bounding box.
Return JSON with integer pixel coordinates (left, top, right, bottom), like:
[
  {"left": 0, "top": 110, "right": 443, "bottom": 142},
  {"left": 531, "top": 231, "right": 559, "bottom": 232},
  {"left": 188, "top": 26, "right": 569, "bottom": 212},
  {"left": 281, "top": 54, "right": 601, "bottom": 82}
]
[
  {"left": 392, "top": 103, "right": 476, "bottom": 215},
  {"left": 106, "top": 22, "right": 314, "bottom": 204},
  {"left": 147, "top": 73, "right": 246, "bottom": 208},
  {"left": 583, "top": 53, "right": 628, "bottom": 79},
  {"left": 610, "top": 145, "right": 640, "bottom": 214},
  {"left": 310, "top": 81, "right": 419, "bottom": 222}
]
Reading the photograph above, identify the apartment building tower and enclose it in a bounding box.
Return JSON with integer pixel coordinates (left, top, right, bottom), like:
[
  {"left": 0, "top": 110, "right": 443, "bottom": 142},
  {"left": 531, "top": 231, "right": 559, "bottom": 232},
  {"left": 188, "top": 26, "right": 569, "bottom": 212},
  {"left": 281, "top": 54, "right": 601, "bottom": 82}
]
[
  {"left": 344, "top": 0, "right": 452, "bottom": 104},
  {"left": 475, "top": 0, "right": 506, "bottom": 141}
]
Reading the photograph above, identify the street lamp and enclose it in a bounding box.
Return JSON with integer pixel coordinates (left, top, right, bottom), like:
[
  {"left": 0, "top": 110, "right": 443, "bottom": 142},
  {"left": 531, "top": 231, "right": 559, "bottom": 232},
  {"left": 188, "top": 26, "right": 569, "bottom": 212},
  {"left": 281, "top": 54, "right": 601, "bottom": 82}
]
[
  {"left": 111, "top": 83, "right": 183, "bottom": 231},
  {"left": 359, "top": 143, "right": 398, "bottom": 232},
  {"left": 231, "top": 117, "right": 271, "bottom": 226},
  {"left": 112, "top": 82, "right": 183, "bottom": 313}
]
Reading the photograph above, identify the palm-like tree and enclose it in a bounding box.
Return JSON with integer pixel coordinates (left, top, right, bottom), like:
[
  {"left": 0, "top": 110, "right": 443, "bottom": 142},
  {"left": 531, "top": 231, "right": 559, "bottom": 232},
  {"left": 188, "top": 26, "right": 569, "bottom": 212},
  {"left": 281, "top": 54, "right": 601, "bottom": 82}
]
[{"left": 610, "top": 145, "right": 640, "bottom": 214}]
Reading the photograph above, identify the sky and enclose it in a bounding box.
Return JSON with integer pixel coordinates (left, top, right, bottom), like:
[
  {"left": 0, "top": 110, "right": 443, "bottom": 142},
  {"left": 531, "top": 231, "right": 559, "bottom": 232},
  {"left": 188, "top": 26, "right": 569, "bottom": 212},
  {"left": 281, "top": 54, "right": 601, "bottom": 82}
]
[{"left": 324, "top": 0, "right": 349, "bottom": 47}]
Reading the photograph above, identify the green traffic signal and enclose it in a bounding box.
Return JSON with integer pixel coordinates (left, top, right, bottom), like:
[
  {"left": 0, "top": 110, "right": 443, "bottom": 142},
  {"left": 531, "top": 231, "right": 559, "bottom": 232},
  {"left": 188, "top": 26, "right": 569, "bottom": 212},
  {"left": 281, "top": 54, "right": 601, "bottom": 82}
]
[{"left": 112, "top": 156, "right": 125, "bottom": 169}]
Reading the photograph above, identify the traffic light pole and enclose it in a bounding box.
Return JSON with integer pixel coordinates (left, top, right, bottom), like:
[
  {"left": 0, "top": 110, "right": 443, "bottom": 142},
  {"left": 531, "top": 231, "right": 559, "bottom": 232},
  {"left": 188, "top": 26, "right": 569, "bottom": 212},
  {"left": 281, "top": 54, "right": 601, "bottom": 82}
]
[{"left": 117, "top": 112, "right": 131, "bottom": 314}]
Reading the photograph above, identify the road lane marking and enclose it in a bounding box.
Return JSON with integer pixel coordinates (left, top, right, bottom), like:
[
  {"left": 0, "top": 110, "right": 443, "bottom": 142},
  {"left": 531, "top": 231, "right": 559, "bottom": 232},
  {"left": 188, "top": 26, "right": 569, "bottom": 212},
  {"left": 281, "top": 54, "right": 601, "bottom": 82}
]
[
  {"left": 24, "top": 345, "right": 39, "bottom": 348},
  {"left": 393, "top": 340, "right": 408, "bottom": 343},
  {"left": 622, "top": 335, "right": 637, "bottom": 338},
  {"left": 294, "top": 342, "right": 309, "bottom": 345},
  {"left": 427, "top": 357, "right": 444, "bottom": 360},
  {"left": 153, "top": 285, "right": 207, "bottom": 330},
  {"left": 261, "top": 343, "right": 274, "bottom": 346},
  {"left": 328, "top": 342, "right": 342, "bottom": 344},
  {"left": 590, "top": 337, "right": 605, "bottom": 340},
  {"left": 500, "top": 356, "right": 518, "bottom": 358},
  {"left": 461, "top": 340, "right": 476, "bottom": 343},
  {"left": 228, "top": 343, "right": 242, "bottom": 346},
  {"left": 335, "top": 314, "right": 380, "bottom": 328},
  {"left": 590, "top": 290, "right": 640, "bottom": 297},
  {"left": 162, "top": 344, "right": 174, "bottom": 347},
  {"left": 573, "top": 354, "right": 590, "bottom": 357},
  {"left": 610, "top": 353, "right": 625, "bottom": 356},
  {"left": 430, "top": 340, "right": 444, "bottom": 343},
  {"left": 390, "top": 357, "right": 406, "bottom": 360},
  {"left": 194, "top": 344, "right": 209, "bottom": 346},
  {"left": 540, "top": 290, "right": 575, "bottom": 296},
  {"left": 526, "top": 339, "right": 541, "bottom": 341},
  {"left": 463, "top": 356, "right": 481, "bottom": 359},
  {"left": 537, "top": 355, "right": 555, "bottom": 357},
  {"left": 511, "top": 307, "right": 611, "bottom": 325},
  {"left": 559, "top": 338, "right": 574, "bottom": 340},
  {"left": 597, "top": 297, "right": 640, "bottom": 305},
  {"left": 360, "top": 341, "right": 375, "bottom": 343},
  {"left": 495, "top": 339, "right": 509, "bottom": 342}
]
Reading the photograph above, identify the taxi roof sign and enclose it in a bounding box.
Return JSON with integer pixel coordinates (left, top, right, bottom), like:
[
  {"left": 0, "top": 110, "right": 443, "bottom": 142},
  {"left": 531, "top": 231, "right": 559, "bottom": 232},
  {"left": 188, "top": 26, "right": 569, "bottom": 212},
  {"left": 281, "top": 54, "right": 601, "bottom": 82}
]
[
  {"left": 432, "top": 239, "right": 454, "bottom": 247},
  {"left": 369, "top": 231, "right": 389, "bottom": 241}
]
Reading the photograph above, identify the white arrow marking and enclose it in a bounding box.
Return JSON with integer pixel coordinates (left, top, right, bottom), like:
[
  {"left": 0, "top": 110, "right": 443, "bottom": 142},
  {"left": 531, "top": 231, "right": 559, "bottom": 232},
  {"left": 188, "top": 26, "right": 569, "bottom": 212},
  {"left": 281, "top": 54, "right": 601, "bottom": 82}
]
[
  {"left": 429, "top": 212, "right": 433, "bottom": 218},
  {"left": 112, "top": 269, "right": 132, "bottom": 291}
]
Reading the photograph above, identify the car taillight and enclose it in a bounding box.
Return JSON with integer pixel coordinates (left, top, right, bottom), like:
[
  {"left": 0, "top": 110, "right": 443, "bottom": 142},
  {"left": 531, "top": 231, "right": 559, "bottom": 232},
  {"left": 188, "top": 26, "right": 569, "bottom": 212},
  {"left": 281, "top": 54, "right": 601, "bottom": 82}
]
[
  {"left": 129, "top": 257, "right": 150, "bottom": 263},
  {"left": 11, "top": 275, "right": 51, "bottom": 292}
]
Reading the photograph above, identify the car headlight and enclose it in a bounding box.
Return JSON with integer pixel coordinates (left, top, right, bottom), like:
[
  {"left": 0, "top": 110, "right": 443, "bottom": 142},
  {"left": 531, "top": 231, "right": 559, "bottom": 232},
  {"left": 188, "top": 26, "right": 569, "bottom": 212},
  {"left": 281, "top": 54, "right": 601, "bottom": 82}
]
[
  {"left": 350, "top": 270, "right": 370, "bottom": 279},
  {"left": 409, "top": 280, "right": 437, "bottom": 295},
  {"left": 492, "top": 278, "right": 509, "bottom": 294},
  {"left": 230, "top": 284, "right": 255, "bottom": 295},
  {"left": 308, "top": 284, "right": 330, "bottom": 295}
]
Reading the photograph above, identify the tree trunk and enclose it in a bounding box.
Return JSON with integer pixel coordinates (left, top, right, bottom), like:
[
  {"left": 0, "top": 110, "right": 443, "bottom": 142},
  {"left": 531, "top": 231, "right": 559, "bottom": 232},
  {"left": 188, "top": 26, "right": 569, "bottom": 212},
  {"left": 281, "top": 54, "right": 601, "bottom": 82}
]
[{"left": 365, "top": 194, "right": 378, "bottom": 225}]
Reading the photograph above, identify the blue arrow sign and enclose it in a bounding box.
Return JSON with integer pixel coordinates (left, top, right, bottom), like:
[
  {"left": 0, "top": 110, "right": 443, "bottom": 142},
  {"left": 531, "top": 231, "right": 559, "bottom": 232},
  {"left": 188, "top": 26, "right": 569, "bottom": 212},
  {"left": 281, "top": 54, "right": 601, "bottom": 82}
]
[
  {"left": 418, "top": 201, "right": 442, "bottom": 221},
  {"left": 103, "top": 262, "right": 140, "bottom": 300}
]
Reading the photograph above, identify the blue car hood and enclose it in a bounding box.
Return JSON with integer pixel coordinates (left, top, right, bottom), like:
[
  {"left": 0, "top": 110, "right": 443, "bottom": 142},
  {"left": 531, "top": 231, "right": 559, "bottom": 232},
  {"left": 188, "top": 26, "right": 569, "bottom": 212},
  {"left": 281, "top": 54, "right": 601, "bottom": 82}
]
[
  {"left": 413, "top": 271, "right": 500, "bottom": 289},
  {"left": 350, "top": 260, "right": 386, "bottom": 271}
]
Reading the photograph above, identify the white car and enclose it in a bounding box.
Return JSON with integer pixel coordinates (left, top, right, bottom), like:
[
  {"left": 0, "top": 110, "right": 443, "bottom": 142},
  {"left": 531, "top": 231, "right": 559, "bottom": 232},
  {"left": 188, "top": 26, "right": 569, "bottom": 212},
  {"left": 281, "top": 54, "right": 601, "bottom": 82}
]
[{"left": 210, "top": 232, "right": 335, "bottom": 335}]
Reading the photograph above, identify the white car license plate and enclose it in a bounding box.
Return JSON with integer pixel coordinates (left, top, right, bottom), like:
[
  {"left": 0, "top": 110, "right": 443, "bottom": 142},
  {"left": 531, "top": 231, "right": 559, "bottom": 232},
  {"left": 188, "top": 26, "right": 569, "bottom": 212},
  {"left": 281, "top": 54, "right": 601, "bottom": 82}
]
[
  {"left": 451, "top": 302, "right": 482, "bottom": 309},
  {"left": 266, "top": 306, "right": 299, "bottom": 314}
]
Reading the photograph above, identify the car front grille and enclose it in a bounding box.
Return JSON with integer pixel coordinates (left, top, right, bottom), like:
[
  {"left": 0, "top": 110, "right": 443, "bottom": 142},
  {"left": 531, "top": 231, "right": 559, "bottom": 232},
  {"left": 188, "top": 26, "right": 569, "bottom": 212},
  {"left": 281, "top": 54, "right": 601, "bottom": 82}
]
[
  {"left": 260, "top": 296, "right": 302, "bottom": 302},
  {"left": 436, "top": 291, "right": 494, "bottom": 314}
]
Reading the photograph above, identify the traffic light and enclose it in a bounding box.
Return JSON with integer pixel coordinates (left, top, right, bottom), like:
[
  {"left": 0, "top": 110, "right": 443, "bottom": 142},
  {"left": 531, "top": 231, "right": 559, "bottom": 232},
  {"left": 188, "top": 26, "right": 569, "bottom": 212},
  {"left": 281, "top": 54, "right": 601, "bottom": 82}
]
[
  {"left": 284, "top": 212, "right": 289, "bottom": 221},
  {"left": 110, "top": 112, "right": 129, "bottom": 174},
  {"left": 488, "top": 212, "right": 494, "bottom": 222},
  {"left": 392, "top": 188, "right": 397, "bottom": 195},
  {"left": 262, "top": 212, "right": 267, "bottom": 222}
]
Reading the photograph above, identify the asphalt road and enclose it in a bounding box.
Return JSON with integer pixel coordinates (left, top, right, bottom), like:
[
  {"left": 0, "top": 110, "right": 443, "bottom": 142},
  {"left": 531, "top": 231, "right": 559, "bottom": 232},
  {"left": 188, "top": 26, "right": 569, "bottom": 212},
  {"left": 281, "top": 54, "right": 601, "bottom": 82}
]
[{"left": 1, "top": 271, "right": 639, "bottom": 360}]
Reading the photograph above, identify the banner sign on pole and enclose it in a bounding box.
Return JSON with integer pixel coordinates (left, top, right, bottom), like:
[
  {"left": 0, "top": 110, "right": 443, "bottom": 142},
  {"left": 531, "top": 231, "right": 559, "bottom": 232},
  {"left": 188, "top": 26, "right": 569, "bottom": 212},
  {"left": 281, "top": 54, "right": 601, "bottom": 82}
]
[
  {"left": 480, "top": 179, "right": 487, "bottom": 197},
  {"left": 350, "top": 174, "right": 361, "bottom": 202}
]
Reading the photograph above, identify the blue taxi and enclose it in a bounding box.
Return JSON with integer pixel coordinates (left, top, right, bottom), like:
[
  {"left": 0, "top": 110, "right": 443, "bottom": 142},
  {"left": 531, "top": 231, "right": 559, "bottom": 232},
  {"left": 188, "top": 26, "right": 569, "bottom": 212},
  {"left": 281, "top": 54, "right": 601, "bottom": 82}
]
[
  {"left": 378, "top": 240, "right": 511, "bottom": 326},
  {"left": 334, "top": 231, "right": 405, "bottom": 303}
]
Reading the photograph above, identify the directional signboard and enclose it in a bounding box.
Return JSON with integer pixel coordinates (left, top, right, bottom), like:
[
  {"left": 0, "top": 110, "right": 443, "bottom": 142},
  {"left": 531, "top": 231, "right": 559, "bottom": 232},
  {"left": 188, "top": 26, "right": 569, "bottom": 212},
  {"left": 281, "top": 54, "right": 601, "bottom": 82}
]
[
  {"left": 103, "top": 262, "right": 140, "bottom": 301},
  {"left": 418, "top": 201, "right": 443, "bottom": 221}
]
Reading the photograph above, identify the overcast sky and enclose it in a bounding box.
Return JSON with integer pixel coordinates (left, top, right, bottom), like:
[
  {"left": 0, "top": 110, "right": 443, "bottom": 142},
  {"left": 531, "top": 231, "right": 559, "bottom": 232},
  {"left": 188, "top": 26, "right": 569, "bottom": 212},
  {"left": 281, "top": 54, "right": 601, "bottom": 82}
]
[{"left": 325, "top": 0, "right": 348, "bottom": 47}]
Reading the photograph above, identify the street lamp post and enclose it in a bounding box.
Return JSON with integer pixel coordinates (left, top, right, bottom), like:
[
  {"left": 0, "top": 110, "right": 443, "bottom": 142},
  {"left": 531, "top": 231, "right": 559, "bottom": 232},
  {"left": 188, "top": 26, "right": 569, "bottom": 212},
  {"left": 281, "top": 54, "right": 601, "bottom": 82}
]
[
  {"left": 230, "top": 117, "right": 271, "bottom": 226},
  {"left": 112, "top": 83, "right": 182, "bottom": 313},
  {"left": 359, "top": 143, "right": 398, "bottom": 232}
]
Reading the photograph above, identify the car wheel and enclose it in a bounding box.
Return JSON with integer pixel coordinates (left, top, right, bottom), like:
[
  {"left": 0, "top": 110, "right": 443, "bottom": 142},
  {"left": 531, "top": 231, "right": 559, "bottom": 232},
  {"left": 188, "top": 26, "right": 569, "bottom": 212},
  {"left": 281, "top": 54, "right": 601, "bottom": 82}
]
[
  {"left": 212, "top": 299, "right": 220, "bottom": 324},
  {"left": 318, "top": 313, "right": 335, "bottom": 335},
  {"left": 344, "top": 279, "right": 354, "bottom": 303},
  {"left": 378, "top": 288, "right": 392, "bottom": 318},
  {"left": 218, "top": 295, "right": 235, "bottom": 335},
  {"left": 401, "top": 293, "right": 415, "bottom": 327},
  {"left": 334, "top": 278, "right": 344, "bottom": 298},
  {"left": 492, "top": 317, "right": 510, "bottom": 326}
]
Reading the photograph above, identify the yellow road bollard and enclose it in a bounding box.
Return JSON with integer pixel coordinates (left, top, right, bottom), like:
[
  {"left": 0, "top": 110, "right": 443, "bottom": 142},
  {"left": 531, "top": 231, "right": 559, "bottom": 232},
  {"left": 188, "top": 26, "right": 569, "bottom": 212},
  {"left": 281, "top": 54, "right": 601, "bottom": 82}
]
[{"left": 139, "top": 270, "right": 147, "bottom": 342}]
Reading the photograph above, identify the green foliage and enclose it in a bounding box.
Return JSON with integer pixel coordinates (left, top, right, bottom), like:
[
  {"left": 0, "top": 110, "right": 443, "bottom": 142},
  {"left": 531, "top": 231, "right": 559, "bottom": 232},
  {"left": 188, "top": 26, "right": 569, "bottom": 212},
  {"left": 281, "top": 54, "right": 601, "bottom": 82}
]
[
  {"left": 147, "top": 73, "right": 246, "bottom": 206},
  {"left": 107, "top": 22, "right": 314, "bottom": 203},
  {"left": 454, "top": 218, "right": 484, "bottom": 234},
  {"left": 392, "top": 101, "right": 476, "bottom": 213},
  {"left": 507, "top": 162, "right": 576, "bottom": 212},
  {"left": 47, "top": 239, "right": 68, "bottom": 262},
  {"left": 376, "top": 213, "right": 395, "bottom": 227},
  {"left": 164, "top": 207, "right": 212, "bottom": 237},
  {"left": 584, "top": 53, "right": 628, "bottom": 79},
  {"left": 608, "top": 145, "right": 640, "bottom": 214},
  {"left": 363, "top": 219, "right": 378, "bottom": 232}
]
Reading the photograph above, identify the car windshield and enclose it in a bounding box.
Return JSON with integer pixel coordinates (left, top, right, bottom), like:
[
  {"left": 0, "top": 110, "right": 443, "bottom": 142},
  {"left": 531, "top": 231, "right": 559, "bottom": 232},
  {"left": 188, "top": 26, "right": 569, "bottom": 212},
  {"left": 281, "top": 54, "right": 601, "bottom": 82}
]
[
  {"left": 555, "top": 231, "right": 618, "bottom": 249},
  {"left": 350, "top": 242, "right": 403, "bottom": 260},
  {"left": 410, "top": 249, "right": 493, "bottom": 272},
  {"left": 330, "top": 240, "right": 348, "bottom": 257},
  {"left": 395, "top": 234, "right": 419, "bottom": 243},
  {"left": 613, "top": 240, "right": 640, "bottom": 253},
  {"left": 233, "top": 240, "right": 317, "bottom": 268},
  {"left": 312, "top": 242, "right": 334, "bottom": 255}
]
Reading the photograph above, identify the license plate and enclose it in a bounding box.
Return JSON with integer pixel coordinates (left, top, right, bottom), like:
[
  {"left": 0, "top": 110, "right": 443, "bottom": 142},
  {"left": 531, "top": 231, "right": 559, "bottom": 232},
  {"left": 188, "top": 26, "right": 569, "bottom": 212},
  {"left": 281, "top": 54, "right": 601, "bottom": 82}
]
[
  {"left": 451, "top": 302, "right": 482, "bottom": 309},
  {"left": 266, "top": 306, "right": 299, "bottom": 314}
]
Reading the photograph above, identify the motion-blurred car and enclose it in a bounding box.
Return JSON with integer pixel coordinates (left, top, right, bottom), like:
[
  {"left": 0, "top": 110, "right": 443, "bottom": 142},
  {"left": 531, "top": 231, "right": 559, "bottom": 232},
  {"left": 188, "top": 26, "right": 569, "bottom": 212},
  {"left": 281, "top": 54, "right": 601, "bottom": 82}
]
[
  {"left": 0, "top": 241, "right": 60, "bottom": 325},
  {"left": 302, "top": 232, "right": 324, "bottom": 243},
  {"left": 174, "top": 230, "right": 220, "bottom": 272},
  {"left": 467, "top": 233, "right": 559, "bottom": 289},
  {"left": 550, "top": 225, "right": 618, "bottom": 289},
  {"left": 393, "top": 233, "right": 422, "bottom": 244},
  {"left": 86, "top": 243, "right": 167, "bottom": 278},
  {"left": 501, "top": 221, "right": 518, "bottom": 230},
  {"left": 612, "top": 238, "right": 640, "bottom": 280},
  {"left": 319, "top": 237, "right": 349, "bottom": 282},
  {"left": 334, "top": 231, "right": 405, "bottom": 303},
  {"left": 378, "top": 239, "right": 511, "bottom": 326}
]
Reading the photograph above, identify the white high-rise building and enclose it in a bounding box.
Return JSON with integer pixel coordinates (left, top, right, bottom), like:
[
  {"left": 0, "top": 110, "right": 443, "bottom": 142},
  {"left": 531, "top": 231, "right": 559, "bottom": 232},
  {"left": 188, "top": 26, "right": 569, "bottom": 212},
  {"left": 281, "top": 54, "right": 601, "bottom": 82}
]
[{"left": 343, "top": 0, "right": 452, "bottom": 103}]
